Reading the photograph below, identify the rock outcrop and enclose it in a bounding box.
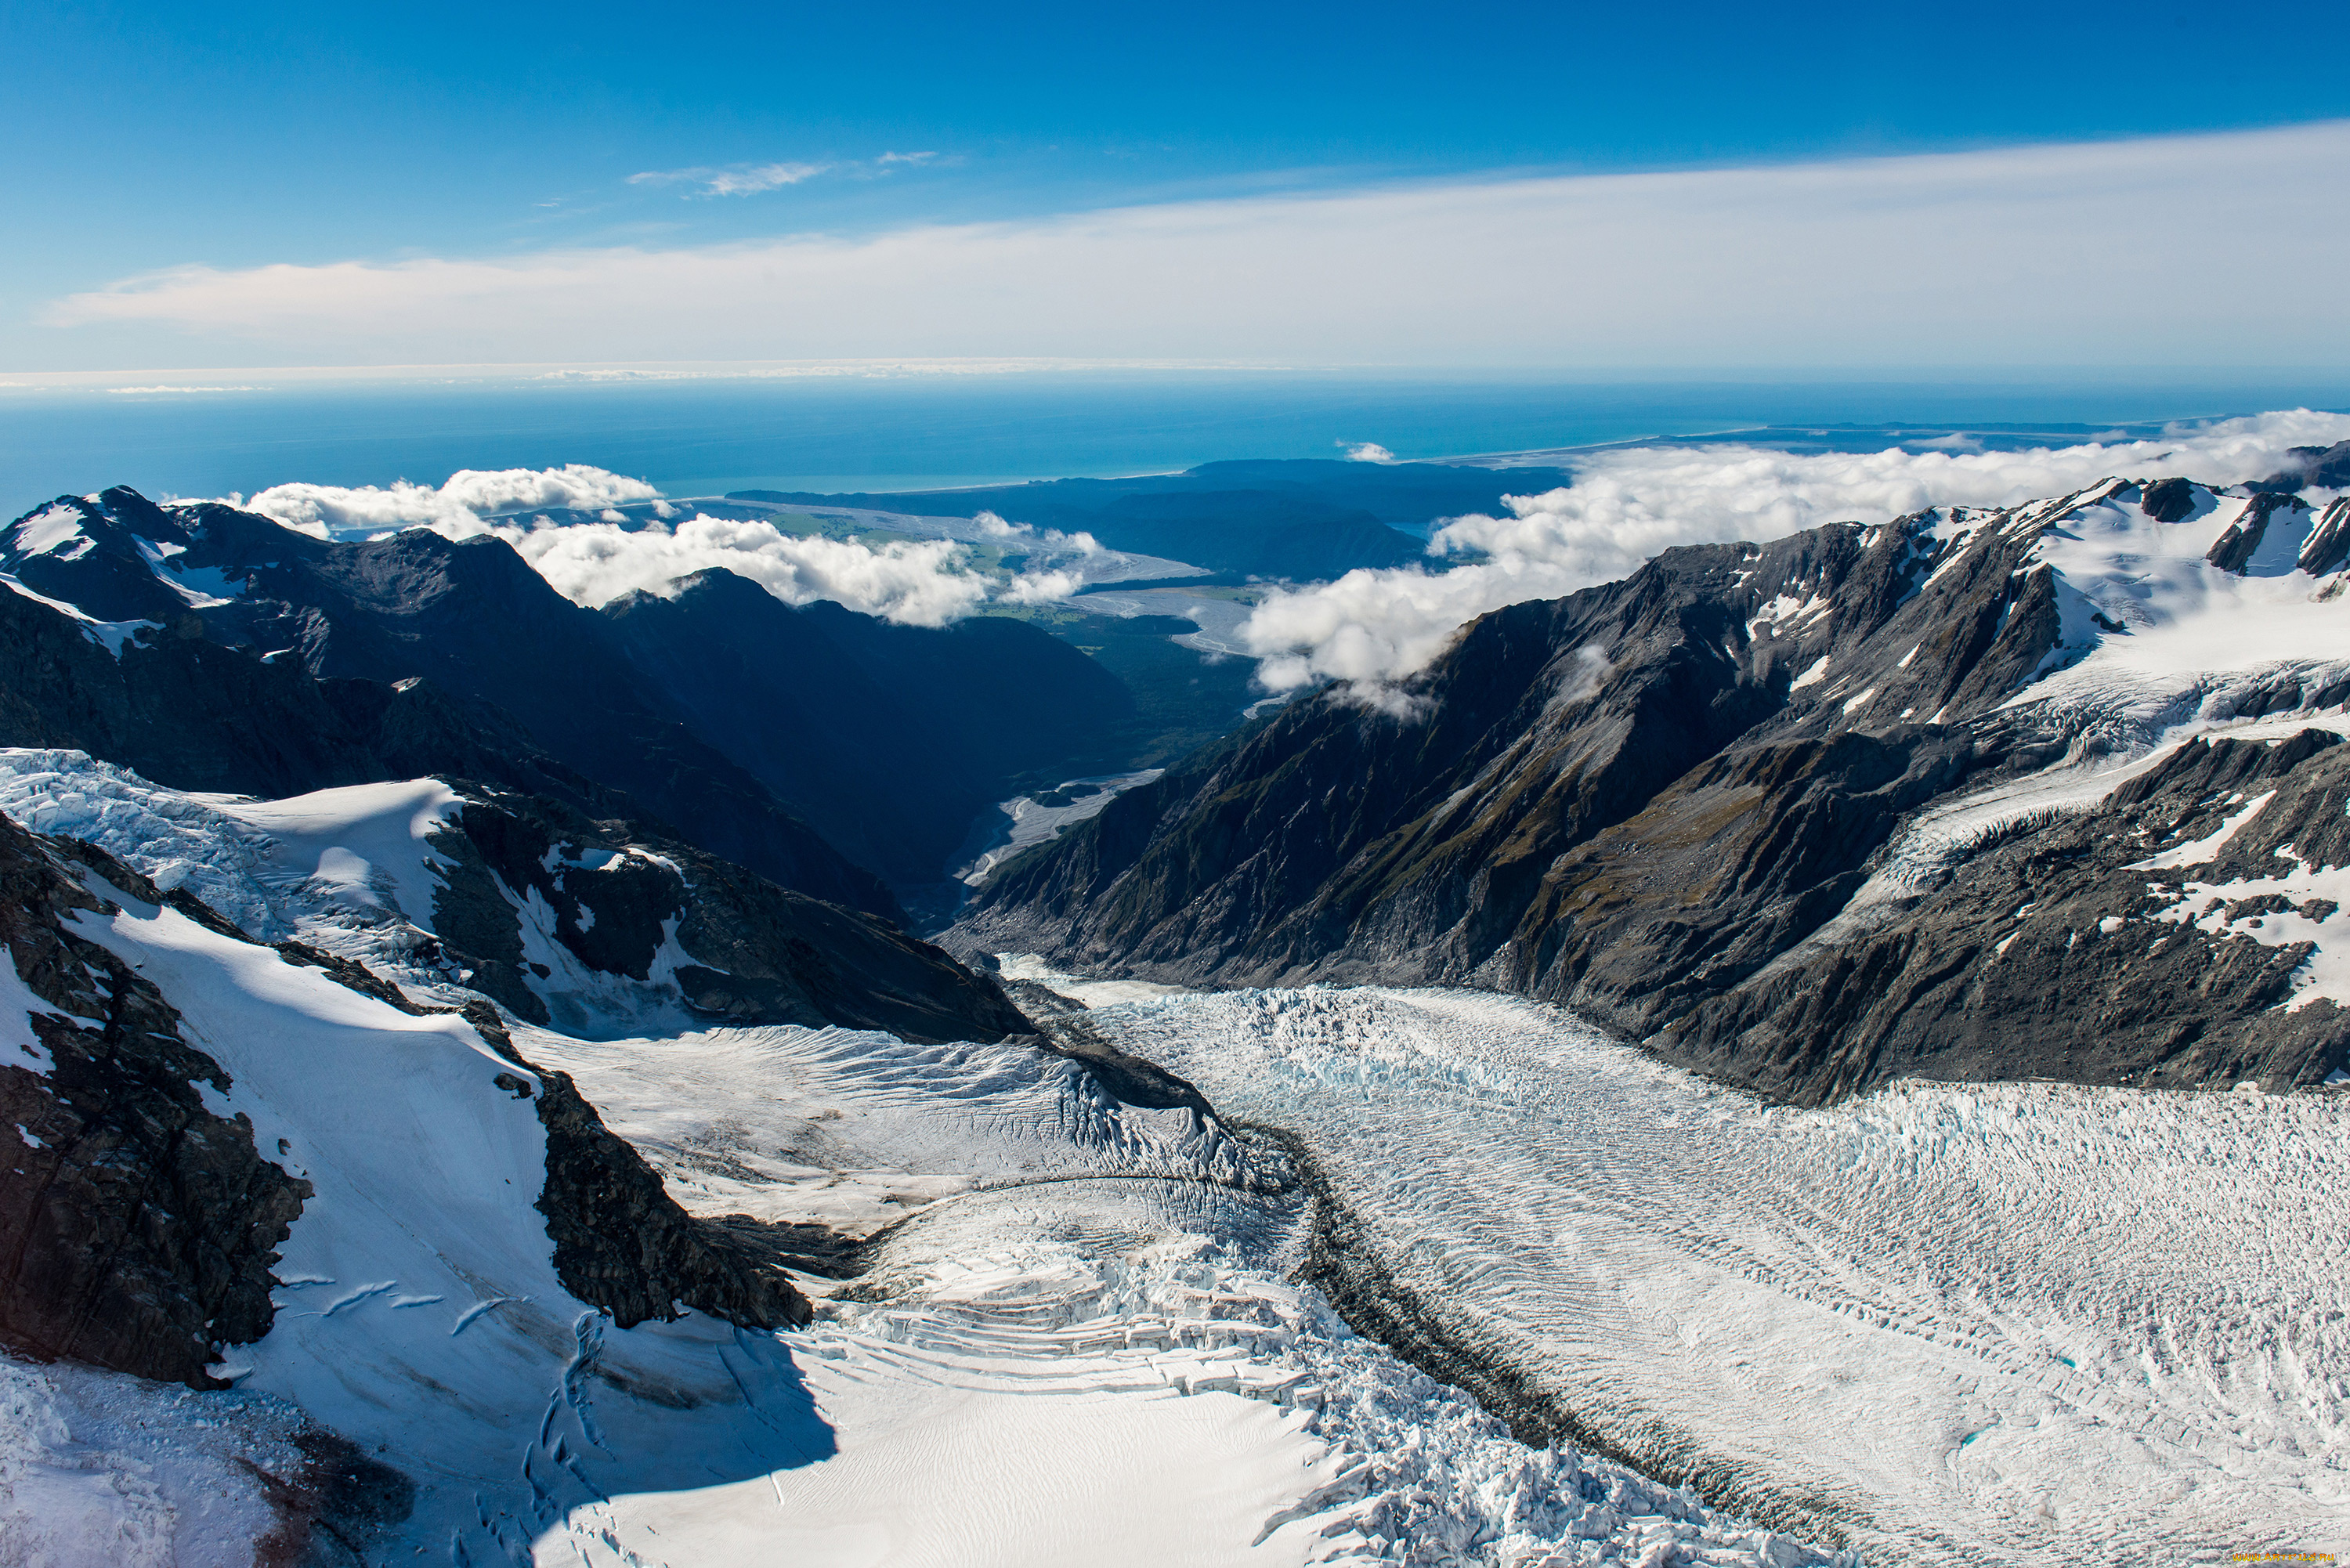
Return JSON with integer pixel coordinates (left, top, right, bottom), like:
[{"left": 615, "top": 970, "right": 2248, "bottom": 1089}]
[
  {"left": 426, "top": 783, "right": 1031, "bottom": 1042},
  {"left": 0, "top": 817, "right": 308, "bottom": 1386}
]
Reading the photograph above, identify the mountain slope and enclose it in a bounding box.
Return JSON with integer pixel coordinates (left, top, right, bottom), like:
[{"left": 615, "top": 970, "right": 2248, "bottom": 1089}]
[
  {"left": 598, "top": 569, "right": 1135, "bottom": 884},
  {"left": 0, "top": 751, "right": 1029, "bottom": 1046},
  {"left": 2, "top": 486, "right": 1229, "bottom": 897},
  {"left": 958, "top": 479, "right": 2350, "bottom": 1102},
  {"left": 2, "top": 487, "right": 902, "bottom": 916},
  {"left": 0, "top": 812, "right": 811, "bottom": 1389}
]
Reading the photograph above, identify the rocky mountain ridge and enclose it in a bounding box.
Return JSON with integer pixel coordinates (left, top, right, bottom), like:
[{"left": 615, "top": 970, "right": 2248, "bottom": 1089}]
[
  {"left": 956, "top": 477, "right": 2350, "bottom": 1103},
  {"left": 0, "top": 485, "right": 1168, "bottom": 898}
]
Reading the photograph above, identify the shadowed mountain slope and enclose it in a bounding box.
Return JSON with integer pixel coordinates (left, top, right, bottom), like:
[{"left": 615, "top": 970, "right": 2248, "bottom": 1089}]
[{"left": 598, "top": 569, "right": 1134, "bottom": 885}]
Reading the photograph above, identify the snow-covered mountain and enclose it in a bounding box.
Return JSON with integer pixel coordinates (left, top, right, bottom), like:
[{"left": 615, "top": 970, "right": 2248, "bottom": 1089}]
[{"left": 958, "top": 477, "right": 2350, "bottom": 1100}]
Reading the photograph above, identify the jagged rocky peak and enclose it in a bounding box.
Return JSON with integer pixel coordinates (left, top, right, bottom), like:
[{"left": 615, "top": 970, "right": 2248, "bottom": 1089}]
[
  {"left": 0, "top": 485, "right": 324, "bottom": 632},
  {"left": 957, "top": 473, "right": 2350, "bottom": 1103}
]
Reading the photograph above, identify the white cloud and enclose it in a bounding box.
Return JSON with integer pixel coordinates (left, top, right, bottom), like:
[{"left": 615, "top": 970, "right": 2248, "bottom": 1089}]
[
  {"left": 237, "top": 466, "right": 1093, "bottom": 625},
  {"left": 974, "top": 508, "right": 1101, "bottom": 557},
  {"left": 46, "top": 122, "right": 2350, "bottom": 366},
  {"left": 626, "top": 161, "right": 829, "bottom": 197},
  {"left": 1343, "top": 442, "right": 1397, "bottom": 464},
  {"left": 506, "top": 516, "right": 992, "bottom": 626},
  {"left": 1240, "top": 409, "right": 2350, "bottom": 691},
  {"left": 244, "top": 464, "right": 661, "bottom": 537},
  {"left": 875, "top": 150, "right": 938, "bottom": 168}
]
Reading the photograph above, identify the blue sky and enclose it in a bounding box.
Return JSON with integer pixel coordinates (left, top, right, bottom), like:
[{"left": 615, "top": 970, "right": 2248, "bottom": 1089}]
[{"left": 10, "top": 0, "right": 2350, "bottom": 372}]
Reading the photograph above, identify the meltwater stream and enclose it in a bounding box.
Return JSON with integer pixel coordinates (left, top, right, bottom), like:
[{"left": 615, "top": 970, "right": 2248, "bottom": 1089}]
[{"left": 1033, "top": 974, "right": 2350, "bottom": 1567}]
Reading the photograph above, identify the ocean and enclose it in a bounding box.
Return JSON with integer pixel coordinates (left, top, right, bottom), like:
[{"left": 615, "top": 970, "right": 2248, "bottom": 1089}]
[{"left": 5, "top": 370, "right": 2348, "bottom": 515}]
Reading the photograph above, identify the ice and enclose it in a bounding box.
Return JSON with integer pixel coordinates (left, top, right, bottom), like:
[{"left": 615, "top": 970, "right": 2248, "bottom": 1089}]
[
  {"left": 0, "top": 758, "right": 1853, "bottom": 1564},
  {"left": 0, "top": 752, "right": 716, "bottom": 1035},
  {"left": 0, "top": 750, "right": 292, "bottom": 937},
  {"left": 27, "top": 749, "right": 2337, "bottom": 1562},
  {"left": 1084, "top": 980, "right": 2350, "bottom": 1566},
  {"left": 0, "top": 1349, "right": 316, "bottom": 1568},
  {"left": 1, "top": 573, "right": 159, "bottom": 657},
  {"left": 202, "top": 777, "right": 463, "bottom": 934},
  {"left": 0, "top": 946, "right": 66, "bottom": 1075},
  {"left": 2004, "top": 484, "right": 2350, "bottom": 736},
  {"left": 11, "top": 504, "right": 93, "bottom": 558},
  {"left": 509, "top": 1016, "right": 1267, "bottom": 1232}
]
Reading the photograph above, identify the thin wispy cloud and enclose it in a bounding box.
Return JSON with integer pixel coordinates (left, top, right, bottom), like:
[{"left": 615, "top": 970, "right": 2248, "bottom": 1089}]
[
  {"left": 43, "top": 122, "right": 2350, "bottom": 366},
  {"left": 626, "top": 161, "right": 830, "bottom": 197}
]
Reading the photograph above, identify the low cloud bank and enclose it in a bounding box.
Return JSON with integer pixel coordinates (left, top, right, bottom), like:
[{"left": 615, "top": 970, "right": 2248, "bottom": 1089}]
[
  {"left": 1242, "top": 409, "right": 2350, "bottom": 690},
  {"left": 239, "top": 467, "right": 1091, "bottom": 627},
  {"left": 248, "top": 465, "right": 665, "bottom": 537}
]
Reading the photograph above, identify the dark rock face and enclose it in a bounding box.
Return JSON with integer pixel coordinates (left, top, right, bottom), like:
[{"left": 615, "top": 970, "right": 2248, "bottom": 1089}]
[
  {"left": 599, "top": 570, "right": 1134, "bottom": 884},
  {"left": 1654, "top": 732, "right": 2350, "bottom": 1103},
  {"left": 2300, "top": 497, "right": 2350, "bottom": 578},
  {"left": 964, "top": 491, "right": 2057, "bottom": 990},
  {"left": 213, "top": 524, "right": 901, "bottom": 917},
  {"left": 960, "top": 479, "right": 2350, "bottom": 1103},
  {"left": 0, "top": 566, "right": 654, "bottom": 824},
  {"left": 425, "top": 784, "right": 1032, "bottom": 1043},
  {"left": 2139, "top": 476, "right": 2198, "bottom": 522},
  {"left": 2205, "top": 493, "right": 2306, "bottom": 575},
  {"left": 0, "top": 817, "right": 308, "bottom": 1387}
]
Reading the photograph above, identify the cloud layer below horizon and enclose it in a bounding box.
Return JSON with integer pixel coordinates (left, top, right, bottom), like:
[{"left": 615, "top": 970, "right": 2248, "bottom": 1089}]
[
  {"left": 48, "top": 122, "right": 2350, "bottom": 367},
  {"left": 240, "top": 468, "right": 1094, "bottom": 626},
  {"left": 226, "top": 411, "right": 2350, "bottom": 685},
  {"left": 1239, "top": 410, "right": 2350, "bottom": 689}
]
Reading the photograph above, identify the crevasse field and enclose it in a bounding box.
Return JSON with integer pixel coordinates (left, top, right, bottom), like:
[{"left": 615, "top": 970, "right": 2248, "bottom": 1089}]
[
  {"left": 2, "top": 750, "right": 2345, "bottom": 1566},
  {"left": 1013, "top": 962, "right": 2350, "bottom": 1567}
]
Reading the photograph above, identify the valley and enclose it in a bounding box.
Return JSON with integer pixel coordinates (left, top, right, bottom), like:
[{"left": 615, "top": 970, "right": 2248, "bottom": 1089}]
[{"left": 4, "top": 428, "right": 2350, "bottom": 1566}]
